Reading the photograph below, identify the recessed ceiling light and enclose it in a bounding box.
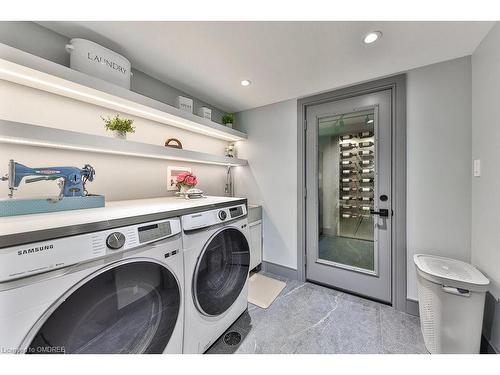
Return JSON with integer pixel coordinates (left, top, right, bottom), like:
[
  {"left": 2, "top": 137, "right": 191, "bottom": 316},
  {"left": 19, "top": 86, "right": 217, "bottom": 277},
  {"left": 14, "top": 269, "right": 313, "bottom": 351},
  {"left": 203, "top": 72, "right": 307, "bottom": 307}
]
[
  {"left": 364, "top": 31, "right": 382, "bottom": 44},
  {"left": 240, "top": 80, "right": 251, "bottom": 86}
]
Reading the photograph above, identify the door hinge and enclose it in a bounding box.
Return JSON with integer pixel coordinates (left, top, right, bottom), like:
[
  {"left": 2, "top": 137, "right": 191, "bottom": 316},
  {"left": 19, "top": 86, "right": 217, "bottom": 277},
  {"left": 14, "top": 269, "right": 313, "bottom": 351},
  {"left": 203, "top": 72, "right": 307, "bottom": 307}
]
[{"left": 304, "top": 119, "right": 307, "bottom": 131}]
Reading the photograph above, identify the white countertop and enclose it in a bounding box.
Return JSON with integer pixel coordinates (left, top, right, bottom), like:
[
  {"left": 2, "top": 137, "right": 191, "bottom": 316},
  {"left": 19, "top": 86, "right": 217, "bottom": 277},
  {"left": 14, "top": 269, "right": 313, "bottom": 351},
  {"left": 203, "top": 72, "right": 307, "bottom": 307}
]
[{"left": 0, "top": 196, "right": 244, "bottom": 236}]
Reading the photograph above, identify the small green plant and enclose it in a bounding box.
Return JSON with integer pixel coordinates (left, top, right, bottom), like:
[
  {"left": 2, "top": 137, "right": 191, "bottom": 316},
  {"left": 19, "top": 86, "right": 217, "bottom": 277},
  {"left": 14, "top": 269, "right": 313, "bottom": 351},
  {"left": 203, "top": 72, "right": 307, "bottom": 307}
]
[
  {"left": 102, "top": 114, "right": 135, "bottom": 135},
  {"left": 222, "top": 113, "right": 235, "bottom": 125}
]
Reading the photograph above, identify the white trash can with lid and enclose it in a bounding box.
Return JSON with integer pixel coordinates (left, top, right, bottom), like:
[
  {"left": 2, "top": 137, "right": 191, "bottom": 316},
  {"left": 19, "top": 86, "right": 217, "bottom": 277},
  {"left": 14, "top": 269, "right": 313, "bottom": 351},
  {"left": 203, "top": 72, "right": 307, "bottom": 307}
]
[{"left": 414, "top": 254, "right": 489, "bottom": 354}]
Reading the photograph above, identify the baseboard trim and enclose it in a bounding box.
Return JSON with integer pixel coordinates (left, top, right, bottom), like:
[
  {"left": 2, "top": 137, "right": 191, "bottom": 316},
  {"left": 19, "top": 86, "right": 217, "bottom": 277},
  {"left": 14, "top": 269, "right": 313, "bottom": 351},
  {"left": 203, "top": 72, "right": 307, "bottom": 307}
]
[
  {"left": 481, "top": 335, "right": 499, "bottom": 354},
  {"left": 262, "top": 261, "right": 299, "bottom": 280},
  {"left": 406, "top": 298, "right": 419, "bottom": 316}
]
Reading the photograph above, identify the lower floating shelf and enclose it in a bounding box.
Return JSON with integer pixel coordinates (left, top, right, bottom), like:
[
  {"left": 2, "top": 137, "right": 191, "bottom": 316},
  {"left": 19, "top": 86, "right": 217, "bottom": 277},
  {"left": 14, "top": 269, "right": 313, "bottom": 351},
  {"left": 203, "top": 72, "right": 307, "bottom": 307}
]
[{"left": 0, "top": 120, "right": 248, "bottom": 167}]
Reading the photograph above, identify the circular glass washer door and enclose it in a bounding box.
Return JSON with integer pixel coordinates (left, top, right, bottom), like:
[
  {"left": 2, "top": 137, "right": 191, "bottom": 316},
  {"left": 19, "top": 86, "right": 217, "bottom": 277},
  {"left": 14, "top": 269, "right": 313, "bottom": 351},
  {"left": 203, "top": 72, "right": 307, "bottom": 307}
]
[
  {"left": 194, "top": 227, "right": 250, "bottom": 316},
  {"left": 26, "top": 260, "right": 181, "bottom": 354}
]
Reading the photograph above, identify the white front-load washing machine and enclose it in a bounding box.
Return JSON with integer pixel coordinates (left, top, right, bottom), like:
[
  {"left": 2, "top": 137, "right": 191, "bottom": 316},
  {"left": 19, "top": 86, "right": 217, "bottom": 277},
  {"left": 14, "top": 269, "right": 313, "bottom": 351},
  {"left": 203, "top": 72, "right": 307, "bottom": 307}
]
[
  {"left": 181, "top": 200, "right": 250, "bottom": 353},
  {"left": 0, "top": 216, "right": 184, "bottom": 354}
]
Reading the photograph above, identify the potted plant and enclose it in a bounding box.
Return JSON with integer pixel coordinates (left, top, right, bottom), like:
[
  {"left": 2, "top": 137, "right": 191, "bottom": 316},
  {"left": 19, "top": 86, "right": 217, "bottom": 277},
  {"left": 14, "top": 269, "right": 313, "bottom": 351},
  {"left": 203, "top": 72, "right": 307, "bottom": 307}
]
[
  {"left": 102, "top": 114, "right": 135, "bottom": 139},
  {"left": 222, "top": 113, "right": 235, "bottom": 129},
  {"left": 176, "top": 171, "right": 198, "bottom": 193}
]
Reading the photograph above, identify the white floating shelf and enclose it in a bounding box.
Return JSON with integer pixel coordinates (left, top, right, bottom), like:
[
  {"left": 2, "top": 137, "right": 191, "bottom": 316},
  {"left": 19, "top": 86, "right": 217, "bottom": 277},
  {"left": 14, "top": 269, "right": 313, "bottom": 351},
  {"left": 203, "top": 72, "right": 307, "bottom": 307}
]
[
  {"left": 0, "top": 43, "right": 247, "bottom": 142},
  {"left": 0, "top": 120, "right": 248, "bottom": 167}
]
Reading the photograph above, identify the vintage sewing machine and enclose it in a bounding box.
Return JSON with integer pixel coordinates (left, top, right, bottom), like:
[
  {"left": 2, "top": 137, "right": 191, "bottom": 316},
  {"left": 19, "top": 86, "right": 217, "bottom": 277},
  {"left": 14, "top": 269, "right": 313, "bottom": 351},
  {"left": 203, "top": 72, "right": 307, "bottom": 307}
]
[{"left": 0, "top": 160, "right": 104, "bottom": 216}]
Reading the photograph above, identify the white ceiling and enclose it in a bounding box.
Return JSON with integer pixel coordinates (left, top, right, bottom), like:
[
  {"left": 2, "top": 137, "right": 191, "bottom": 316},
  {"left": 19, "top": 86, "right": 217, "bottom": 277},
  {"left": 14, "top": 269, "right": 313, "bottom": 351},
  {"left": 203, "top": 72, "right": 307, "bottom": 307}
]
[{"left": 38, "top": 21, "right": 494, "bottom": 112}]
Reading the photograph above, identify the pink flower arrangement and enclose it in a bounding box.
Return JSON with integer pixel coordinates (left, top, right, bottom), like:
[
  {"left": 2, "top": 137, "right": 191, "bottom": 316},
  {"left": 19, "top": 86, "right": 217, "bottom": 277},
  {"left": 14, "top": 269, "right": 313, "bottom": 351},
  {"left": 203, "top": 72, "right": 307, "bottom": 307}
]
[{"left": 176, "top": 171, "right": 198, "bottom": 189}]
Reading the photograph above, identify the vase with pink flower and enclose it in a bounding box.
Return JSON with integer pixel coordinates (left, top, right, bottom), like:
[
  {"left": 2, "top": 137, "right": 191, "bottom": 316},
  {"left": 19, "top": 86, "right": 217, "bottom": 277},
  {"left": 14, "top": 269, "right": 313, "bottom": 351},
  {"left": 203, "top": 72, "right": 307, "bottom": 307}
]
[{"left": 176, "top": 171, "right": 198, "bottom": 193}]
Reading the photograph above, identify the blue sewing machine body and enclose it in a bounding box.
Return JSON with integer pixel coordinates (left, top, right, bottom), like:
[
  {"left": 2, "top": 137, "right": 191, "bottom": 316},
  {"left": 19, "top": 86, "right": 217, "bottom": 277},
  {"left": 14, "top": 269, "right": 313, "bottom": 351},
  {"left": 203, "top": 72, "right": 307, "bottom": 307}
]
[
  {"left": 1, "top": 160, "right": 104, "bottom": 217},
  {"left": 10, "top": 162, "right": 95, "bottom": 197}
]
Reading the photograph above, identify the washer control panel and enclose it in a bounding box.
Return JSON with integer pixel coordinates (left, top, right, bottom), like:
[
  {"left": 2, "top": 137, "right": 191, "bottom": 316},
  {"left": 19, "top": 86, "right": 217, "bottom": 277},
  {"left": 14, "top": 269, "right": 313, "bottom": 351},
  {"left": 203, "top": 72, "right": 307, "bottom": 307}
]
[
  {"left": 0, "top": 218, "right": 181, "bottom": 283},
  {"left": 182, "top": 204, "right": 247, "bottom": 231},
  {"left": 106, "top": 232, "right": 126, "bottom": 250},
  {"left": 137, "top": 221, "right": 172, "bottom": 244}
]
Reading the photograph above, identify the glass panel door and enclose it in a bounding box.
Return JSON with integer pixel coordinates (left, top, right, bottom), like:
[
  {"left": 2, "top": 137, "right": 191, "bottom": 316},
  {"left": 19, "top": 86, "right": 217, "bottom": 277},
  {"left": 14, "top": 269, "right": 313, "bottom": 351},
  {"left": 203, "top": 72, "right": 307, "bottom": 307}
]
[
  {"left": 318, "top": 110, "right": 376, "bottom": 273},
  {"left": 305, "top": 89, "right": 392, "bottom": 303}
]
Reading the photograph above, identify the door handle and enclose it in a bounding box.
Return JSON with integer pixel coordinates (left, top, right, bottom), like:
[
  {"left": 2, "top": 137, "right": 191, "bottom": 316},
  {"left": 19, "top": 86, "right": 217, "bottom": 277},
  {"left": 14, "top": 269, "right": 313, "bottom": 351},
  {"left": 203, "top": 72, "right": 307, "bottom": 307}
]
[{"left": 370, "top": 209, "right": 389, "bottom": 217}]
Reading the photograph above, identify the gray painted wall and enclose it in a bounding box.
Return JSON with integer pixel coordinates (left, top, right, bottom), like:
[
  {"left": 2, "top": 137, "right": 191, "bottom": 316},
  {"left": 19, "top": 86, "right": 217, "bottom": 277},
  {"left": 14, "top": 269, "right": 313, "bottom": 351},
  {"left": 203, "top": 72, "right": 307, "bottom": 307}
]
[
  {"left": 471, "top": 22, "right": 500, "bottom": 353},
  {"left": 233, "top": 99, "right": 298, "bottom": 269},
  {"left": 406, "top": 56, "right": 472, "bottom": 300},
  {"left": 235, "top": 57, "right": 473, "bottom": 305},
  {"left": 0, "top": 21, "right": 226, "bottom": 124}
]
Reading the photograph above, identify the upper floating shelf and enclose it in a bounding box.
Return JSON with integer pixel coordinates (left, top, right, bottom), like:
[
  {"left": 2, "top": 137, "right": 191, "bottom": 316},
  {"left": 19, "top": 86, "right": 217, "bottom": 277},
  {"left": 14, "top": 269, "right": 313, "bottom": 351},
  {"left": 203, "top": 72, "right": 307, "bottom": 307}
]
[
  {"left": 0, "top": 43, "right": 247, "bottom": 142},
  {"left": 0, "top": 120, "right": 248, "bottom": 167}
]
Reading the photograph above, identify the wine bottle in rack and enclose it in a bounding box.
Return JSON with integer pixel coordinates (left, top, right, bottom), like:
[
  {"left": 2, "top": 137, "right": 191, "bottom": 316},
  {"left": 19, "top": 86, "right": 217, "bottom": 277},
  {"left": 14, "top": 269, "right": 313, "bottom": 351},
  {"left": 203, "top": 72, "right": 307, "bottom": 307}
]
[
  {"left": 360, "top": 206, "right": 372, "bottom": 211},
  {"left": 341, "top": 160, "right": 354, "bottom": 165},
  {"left": 341, "top": 151, "right": 356, "bottom": 158},
  {"left": 359, "top": 131, "right": 374, "bottom": 138},
  {"left": 342, "top": 169, "right": 354, "bottom": 175},
  {"left": 359, "top": 150, "right": 373, "bottom": 156},
  {"left": 340, "top": 143, "right": 356, "bottom": 150},
  {"left": 341, "top": 178, "right": 355, "bottom": 183},
  {"left": 342, "top": 195, "right": 357, "bottom": 201},
  {"left": 341, "top": 134, "right": 354, "bottom": 140},
  {"left": 359, "top": 196, "right": 374, "bottom": 202},
  {"left": 361, "top": 178, "right": 374, "bottom": 183},
  {"left": 342, "top": 213, "right": 358, "bottom": 219},
  {"left": 342, "top": 187, "right": 355, "bottom": 192},
  {"left": 359, "top": 187, "right": 373, "bottom": 192},
  {"left": 341, "top": 204, "right": 356, "bottom": 209},
  {"left": 360, "top": 160, "right": 372, "bottom": 166},
  {"left": 360, "top": 168, "right": 374, "bottom": 174},
  {"left": 359, "top": 141, "right": 374, "bottom": 148}
]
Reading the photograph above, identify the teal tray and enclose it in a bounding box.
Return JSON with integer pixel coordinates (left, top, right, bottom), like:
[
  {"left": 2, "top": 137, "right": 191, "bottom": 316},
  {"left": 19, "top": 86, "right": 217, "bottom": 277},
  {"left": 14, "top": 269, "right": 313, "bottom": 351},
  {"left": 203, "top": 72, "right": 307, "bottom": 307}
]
[{"left": 0, "top": 195, "right": 105, "bottom": 217}]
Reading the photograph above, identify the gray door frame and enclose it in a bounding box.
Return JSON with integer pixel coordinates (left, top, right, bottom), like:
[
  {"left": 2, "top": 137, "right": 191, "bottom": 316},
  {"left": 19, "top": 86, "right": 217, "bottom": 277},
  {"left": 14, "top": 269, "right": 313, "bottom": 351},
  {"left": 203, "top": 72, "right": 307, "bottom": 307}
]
[{"left": 297, "top": 74, "right": 407, "bottom": 312}]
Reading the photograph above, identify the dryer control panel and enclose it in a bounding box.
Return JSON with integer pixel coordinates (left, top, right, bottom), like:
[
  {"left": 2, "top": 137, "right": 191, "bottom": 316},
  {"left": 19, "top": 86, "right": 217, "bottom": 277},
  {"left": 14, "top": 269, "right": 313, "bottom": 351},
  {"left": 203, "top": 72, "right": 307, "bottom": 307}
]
[{"left": 182, "top": 204, "right": 247, "bottom": 231}]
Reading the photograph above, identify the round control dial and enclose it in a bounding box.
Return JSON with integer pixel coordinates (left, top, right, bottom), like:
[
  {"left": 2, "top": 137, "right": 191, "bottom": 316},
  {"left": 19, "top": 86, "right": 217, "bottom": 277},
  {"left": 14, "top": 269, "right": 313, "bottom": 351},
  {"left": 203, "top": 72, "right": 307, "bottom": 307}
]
[
  {"left": 106, "top": 232, "right": 126, "bottom": 250},
  {"left": 218, "top": 210, "right": 227, "bottom": 221}
]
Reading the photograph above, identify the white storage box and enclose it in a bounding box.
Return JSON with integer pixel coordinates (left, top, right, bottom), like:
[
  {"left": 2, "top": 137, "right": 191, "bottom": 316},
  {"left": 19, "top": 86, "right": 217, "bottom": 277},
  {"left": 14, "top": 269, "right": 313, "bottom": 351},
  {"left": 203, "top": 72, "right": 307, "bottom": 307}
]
[
  {"left": 414, "top": 254, "right": 489, "bottom": 353},
  {"left": 176, "top": 96, "right": 193, "bottom": 113},
  {"left": 65, "top": 38, "right": 132, "bottom": 89},
  {"left": 198, "top": 106, "right": 212, "bottom": 120}
]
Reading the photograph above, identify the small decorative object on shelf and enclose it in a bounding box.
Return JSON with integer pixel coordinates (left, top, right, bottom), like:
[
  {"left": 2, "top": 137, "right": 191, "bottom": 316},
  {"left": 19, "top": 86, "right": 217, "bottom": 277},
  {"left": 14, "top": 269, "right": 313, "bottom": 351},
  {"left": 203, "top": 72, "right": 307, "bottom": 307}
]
[
  {"left": 165, "top": 138, "right": 183, "bottom": 149},
  {"left": 176, "top": 187, "right": 206, "bottom": 200},
  {"left": 167, "top": 166, "right": 191, "bottom": 191},
  {"left": 176, "top": 96, "right": 194, "bottom": 113},
  {"left": 222, "top": 113, "right": 235, "bottom": 129},
  {"left": 225, "top": 143, "right": 236, "bottom": 158},
  {"left": 65, "top": 38, "right": 132, "bottom": 89},
  {"left": 176, "top": 171, "right": 198, "bottom": 194},
  {"left": 198, "top": 107, "right": 212, "bottom": 120},
  {"left": 102, "top": 114, "right": 135, "bottom": 139}
]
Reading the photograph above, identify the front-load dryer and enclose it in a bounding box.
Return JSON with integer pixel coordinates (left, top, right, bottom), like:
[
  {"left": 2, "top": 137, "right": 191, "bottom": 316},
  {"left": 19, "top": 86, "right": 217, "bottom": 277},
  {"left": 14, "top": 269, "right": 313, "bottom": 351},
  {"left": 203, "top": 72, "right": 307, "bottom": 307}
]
[
  {"left": 0, "top": 217, "right": 184, "bottom": 354},
  {"left": 181, "top": 201, "right": 250, "bottom": 353}
]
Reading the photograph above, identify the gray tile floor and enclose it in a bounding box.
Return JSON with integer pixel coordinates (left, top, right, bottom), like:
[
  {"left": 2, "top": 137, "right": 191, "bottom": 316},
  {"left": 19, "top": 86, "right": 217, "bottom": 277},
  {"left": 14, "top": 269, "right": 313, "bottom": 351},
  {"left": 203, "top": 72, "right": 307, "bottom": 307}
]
[{"left": 207, "top": 273, "right": 428, "bottom": 354}]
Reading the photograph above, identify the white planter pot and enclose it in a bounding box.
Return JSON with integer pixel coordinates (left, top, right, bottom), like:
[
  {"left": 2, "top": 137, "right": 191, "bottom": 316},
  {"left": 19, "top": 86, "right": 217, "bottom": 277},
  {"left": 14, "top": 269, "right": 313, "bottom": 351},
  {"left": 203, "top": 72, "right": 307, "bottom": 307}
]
[{"left": 114, "top": 131, "right": 127, "bottom": 140}]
